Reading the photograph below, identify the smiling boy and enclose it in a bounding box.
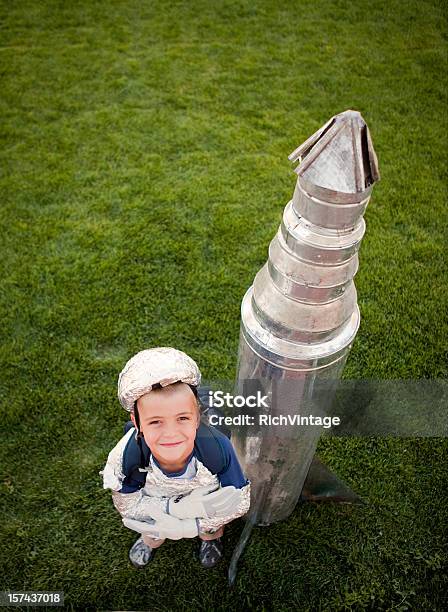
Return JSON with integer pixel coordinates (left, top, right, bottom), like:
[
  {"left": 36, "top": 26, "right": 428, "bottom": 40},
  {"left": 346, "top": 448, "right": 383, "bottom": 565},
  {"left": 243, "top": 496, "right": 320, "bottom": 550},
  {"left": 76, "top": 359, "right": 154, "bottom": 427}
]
[
  {"left": 101, "top": 348, "right": 251, "bottom": 569},
  {"left": 135, "top": 382, "right": 200, "bottom": 474}
]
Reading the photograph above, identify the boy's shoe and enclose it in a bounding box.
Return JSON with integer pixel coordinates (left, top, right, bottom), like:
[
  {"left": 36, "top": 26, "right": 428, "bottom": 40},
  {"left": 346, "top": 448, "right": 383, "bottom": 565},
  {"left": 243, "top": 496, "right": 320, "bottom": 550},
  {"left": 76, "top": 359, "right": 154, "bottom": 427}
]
[
  {"left": 129, "top": 536, "right": 156, "bottom": 569},
  {"left": 198, "top": 538, "right": 223, "bottom": 569}
]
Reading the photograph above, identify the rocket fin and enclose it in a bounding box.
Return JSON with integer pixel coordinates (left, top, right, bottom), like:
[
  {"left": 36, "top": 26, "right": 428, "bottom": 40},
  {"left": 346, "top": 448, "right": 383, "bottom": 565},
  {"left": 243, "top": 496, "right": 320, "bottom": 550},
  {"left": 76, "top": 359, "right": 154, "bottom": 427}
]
[{"left": 299, "top": 455, "right": 364, "bottom": 504}]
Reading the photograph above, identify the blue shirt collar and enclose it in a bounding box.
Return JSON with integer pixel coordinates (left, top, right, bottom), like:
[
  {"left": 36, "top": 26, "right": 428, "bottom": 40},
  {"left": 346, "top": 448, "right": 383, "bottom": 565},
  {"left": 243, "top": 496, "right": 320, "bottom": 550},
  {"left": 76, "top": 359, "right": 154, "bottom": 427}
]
[{"left": 151, "top": 450, "right": 195, "bottom": 477}]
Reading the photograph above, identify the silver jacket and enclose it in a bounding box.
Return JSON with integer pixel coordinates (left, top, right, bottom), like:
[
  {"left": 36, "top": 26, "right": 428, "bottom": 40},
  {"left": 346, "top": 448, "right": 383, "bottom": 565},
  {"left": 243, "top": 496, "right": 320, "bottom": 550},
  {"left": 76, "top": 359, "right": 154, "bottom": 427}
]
[{"left": 100, "top": 427, "right": 251, "bottom": 534}]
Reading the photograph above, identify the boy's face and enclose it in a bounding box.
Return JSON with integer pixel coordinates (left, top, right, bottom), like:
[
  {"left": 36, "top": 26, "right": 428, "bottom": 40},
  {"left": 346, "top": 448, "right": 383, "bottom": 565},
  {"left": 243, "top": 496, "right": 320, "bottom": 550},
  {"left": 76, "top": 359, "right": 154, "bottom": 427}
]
[{"left": 132, "top": 383, "right": 200, "bottom": 472}]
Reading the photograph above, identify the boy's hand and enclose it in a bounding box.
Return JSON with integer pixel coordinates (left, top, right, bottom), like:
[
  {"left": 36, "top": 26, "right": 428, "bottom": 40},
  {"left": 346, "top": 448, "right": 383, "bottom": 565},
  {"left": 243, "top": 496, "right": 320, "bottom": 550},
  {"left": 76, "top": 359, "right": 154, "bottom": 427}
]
[
  {"left": 168, "top": 485, "right": 242, "bottom": 520},
  {"left": 122, "top": 513, "right": 198, "bottom": 540}
]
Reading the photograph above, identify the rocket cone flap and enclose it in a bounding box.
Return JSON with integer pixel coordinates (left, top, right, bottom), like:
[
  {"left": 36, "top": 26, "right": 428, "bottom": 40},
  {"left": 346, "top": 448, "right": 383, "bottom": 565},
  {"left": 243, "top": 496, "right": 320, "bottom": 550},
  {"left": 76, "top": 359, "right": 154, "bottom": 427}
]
[
  {"left": 289, "top": 111, "right": 380, "bottom": 228},
  {"left": 289, "top": 109, "right": 380, "bottom": 203},
  {"left": 232, "top": 110, "right": 380, "bottom": 526}
]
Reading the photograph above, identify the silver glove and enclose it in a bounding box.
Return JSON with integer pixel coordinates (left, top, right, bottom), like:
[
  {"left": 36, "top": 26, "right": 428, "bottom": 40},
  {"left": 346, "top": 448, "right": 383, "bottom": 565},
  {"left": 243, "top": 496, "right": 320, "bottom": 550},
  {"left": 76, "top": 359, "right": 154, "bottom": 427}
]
[
  {"left": 168, "top": 484, "right": 242, "bottom": 520},
  {"left": 122, "top": 515, "right": 198, "bottom": 540},
  {"left": 122, "top": 498, "right": 198, "bottom": 540},
  {"left": 123, "top": 498, "right": 198, "bottom": 540}
]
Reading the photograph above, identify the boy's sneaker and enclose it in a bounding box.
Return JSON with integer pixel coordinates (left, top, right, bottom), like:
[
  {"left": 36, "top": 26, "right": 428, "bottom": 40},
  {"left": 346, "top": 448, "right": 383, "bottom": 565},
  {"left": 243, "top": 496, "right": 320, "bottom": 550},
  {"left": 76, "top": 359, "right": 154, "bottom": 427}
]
[
  {"left": 198, "top": 538, "right": 223, "bottom": 568},
  {"left": 129, "top": 536, "right": 156, "bottom": 569}
]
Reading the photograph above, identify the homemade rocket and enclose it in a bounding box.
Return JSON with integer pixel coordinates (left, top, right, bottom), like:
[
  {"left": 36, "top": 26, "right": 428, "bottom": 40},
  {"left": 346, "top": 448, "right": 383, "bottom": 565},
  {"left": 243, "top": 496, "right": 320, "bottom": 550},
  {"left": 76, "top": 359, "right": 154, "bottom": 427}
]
[{"left": 231, "top": 110, "right": 380, "bottom": 527}]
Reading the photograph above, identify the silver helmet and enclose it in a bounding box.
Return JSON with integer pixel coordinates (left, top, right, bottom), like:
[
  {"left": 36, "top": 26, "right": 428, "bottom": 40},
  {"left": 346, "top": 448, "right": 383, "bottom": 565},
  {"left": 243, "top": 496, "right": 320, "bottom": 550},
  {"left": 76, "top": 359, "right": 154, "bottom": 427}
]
[{"left": 117, "top": 347, "right": 201, "bottom": 412}]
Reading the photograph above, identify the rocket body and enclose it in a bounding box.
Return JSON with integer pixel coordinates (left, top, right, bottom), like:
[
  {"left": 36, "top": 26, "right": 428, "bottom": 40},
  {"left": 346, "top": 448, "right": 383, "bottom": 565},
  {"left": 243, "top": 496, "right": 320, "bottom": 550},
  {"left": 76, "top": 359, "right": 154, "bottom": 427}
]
[{"left": 232, "top": 110, "right": 380, "bottom": 525}]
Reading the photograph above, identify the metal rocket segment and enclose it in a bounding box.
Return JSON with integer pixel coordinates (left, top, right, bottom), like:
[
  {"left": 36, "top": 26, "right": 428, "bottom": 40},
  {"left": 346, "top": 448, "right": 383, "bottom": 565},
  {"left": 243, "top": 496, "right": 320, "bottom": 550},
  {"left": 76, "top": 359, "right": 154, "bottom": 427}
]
[
  {"left": 289, "top": 109, "right": 380, "bottom": 198},
  {"left": 231, "top": 110, "right": 380, "bottom": 526}
]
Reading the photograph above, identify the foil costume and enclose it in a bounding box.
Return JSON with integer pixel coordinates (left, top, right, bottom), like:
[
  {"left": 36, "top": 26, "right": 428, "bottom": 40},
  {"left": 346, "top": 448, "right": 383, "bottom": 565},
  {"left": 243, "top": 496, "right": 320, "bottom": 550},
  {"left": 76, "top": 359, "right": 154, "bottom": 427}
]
[
  {"left": 102, "top": 346, "right": 251, "bottom": 536},
  {"left": 101, "top": 426, "right": 251, "bottom": 535}
]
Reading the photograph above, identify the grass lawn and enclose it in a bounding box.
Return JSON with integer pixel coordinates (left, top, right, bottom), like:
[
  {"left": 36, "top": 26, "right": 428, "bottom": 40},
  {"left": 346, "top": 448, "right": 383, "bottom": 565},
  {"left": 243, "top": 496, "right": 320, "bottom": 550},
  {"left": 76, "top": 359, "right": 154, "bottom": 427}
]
[{"left": 0, "top": 0, "right": 447, "bottom": 610}]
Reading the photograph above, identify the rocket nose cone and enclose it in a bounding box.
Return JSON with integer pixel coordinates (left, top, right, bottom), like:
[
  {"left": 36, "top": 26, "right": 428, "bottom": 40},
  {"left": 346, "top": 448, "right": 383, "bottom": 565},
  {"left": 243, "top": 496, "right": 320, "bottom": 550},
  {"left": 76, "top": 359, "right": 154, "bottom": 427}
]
[
  {"left": 289, "top": 109, "right": 380, "bottom": 201},
  {"left": 338, "top": 109, "right": 364, "bottom": 123}
]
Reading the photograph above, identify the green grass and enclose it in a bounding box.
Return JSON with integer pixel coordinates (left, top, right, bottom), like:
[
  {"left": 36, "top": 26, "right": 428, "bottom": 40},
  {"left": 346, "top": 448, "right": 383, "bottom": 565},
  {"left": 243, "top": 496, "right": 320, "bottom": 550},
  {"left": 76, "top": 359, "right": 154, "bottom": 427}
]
[{"left": 0, "top": 0, "right": 447, "bottom": 609}]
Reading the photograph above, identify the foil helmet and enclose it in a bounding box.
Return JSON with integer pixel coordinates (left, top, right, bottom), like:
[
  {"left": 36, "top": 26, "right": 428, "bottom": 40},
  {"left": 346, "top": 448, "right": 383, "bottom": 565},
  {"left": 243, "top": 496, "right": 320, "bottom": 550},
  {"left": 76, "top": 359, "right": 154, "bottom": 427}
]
[{"left": 117, "top": 347, "right": 201, "bottom": 416}]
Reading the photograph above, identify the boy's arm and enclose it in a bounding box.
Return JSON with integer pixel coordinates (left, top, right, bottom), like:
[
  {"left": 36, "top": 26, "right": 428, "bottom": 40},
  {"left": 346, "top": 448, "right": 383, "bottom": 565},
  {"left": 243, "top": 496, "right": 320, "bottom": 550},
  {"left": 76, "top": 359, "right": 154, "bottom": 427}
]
[
  {"left": 168, "top": 436, "right": 250, "bottom": 533},
  {"left": 100, "top": 429, "right": 167, "bottom": 522},
  {"left": 101, "top": 430, "right": 250, "bottom": 532},
  {"left": 196, "top": 436, "right": 251, "bottom": 533},
  {"left": 101, "top": 434, "right": 199, "bottom": 539},
  {"left": 197, "top": 485, "right": 251, "bottom": 534},
  {"left": 111, "top": 490, "right": 139, "bottom": 517},
  {"left": 110, "top": 488, "right": 170, "bottom": 523}
]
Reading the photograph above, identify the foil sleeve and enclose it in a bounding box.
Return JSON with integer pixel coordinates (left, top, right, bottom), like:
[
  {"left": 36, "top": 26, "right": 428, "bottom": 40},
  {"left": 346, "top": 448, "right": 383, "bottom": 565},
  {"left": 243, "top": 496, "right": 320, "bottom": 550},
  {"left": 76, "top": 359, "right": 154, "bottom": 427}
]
[
  {"left": 100, "top": 429, "right": 169, "bottom": 521},
  {"left": 99, "top": 428, "right": 133, "bottom": 492},
  {"left": 111, "top": 489, "right": 168, "bottom": 520},
  {"left": 101, "top": 431, "right": 250, "bottom": 532},
  {"left": 197, "top": 481, "right": 251, "bottom": 534}
]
